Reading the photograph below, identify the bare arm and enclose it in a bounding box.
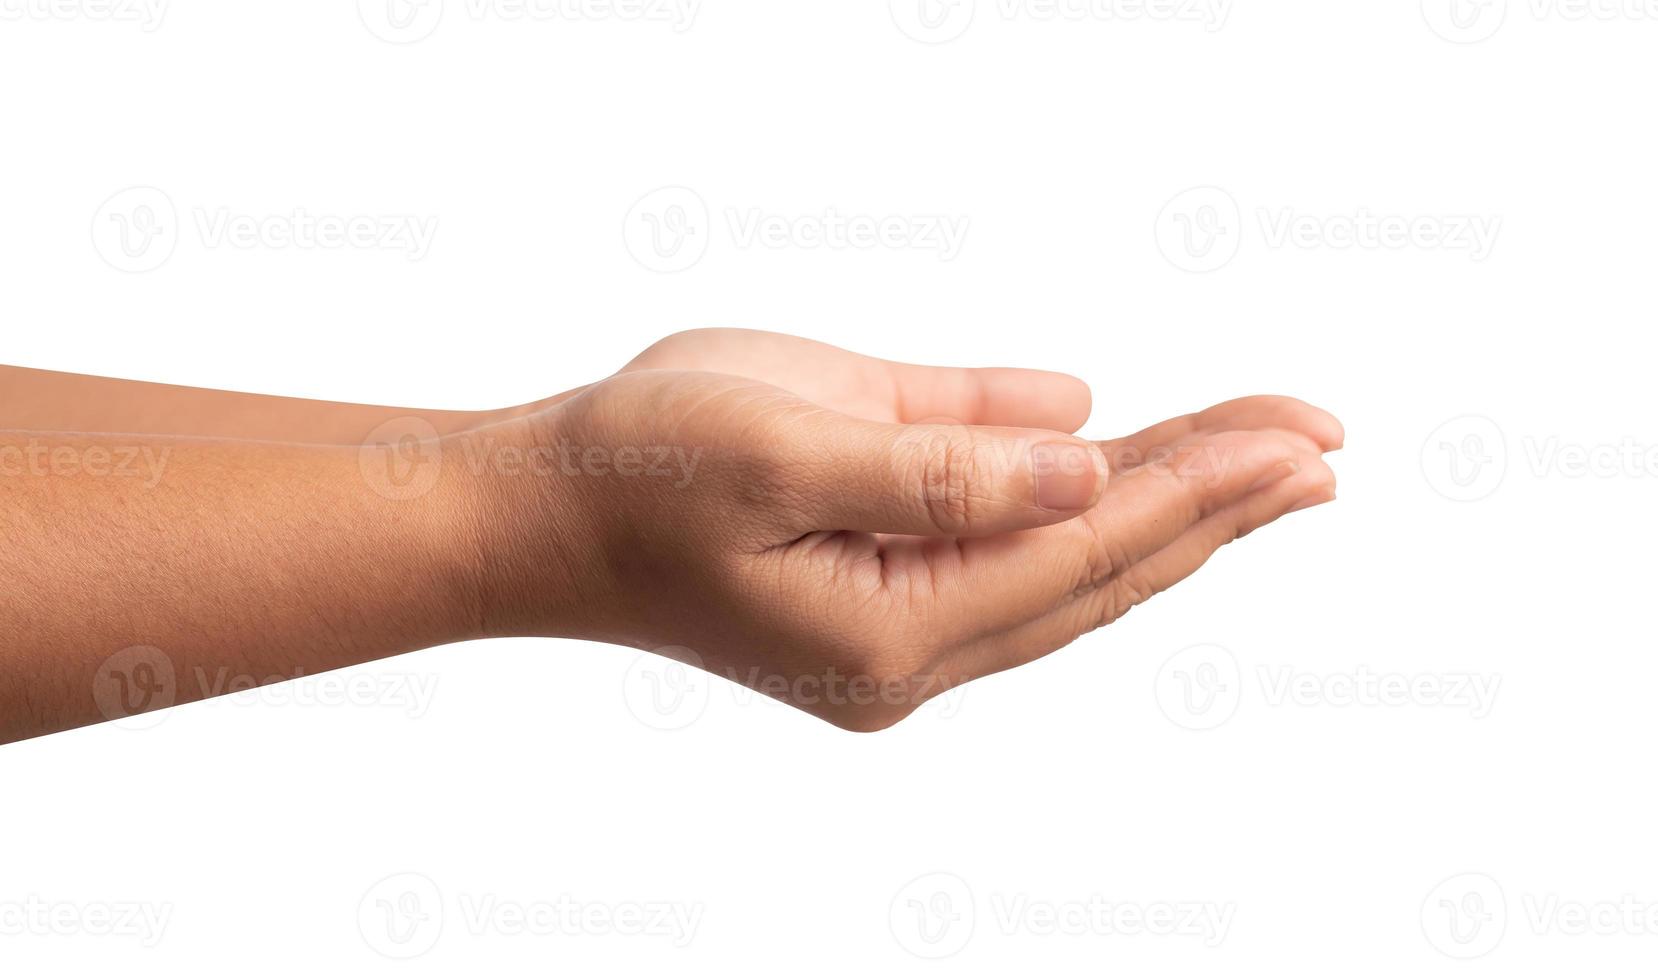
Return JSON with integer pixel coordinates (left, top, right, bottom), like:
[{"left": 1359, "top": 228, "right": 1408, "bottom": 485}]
[
  {"left": 0, "top": 363, "right": 577, "bottom": 443},
  {"left": 0, "top": 330, "right": 1340, "bottom": 743},
  {"left": 0, "top": 427, "right": 488, "bottom": 743}
]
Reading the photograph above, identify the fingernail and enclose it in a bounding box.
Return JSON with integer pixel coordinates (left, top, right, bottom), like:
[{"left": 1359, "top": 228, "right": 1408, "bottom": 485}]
[
  {"left": 1033, "top": 441, "right": 1104, "bottom": 511},
  {"left": 1248, "top": 459, "right": 1301, "bottom": 493},
  {"left": 1287, "top": 490, "right": 1335, "bottom": 513}
]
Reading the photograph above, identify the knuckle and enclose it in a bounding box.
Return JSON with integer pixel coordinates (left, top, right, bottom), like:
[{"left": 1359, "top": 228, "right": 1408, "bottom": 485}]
[
  {"left": 913, "top": 434, "right": 983, "bottom": 535},
  {"left": 1075, "top": 517, "right": 1130, "bottom": 598},
  {"left": 1099, "top": 569, "right": 1158, "bottom": 627}
]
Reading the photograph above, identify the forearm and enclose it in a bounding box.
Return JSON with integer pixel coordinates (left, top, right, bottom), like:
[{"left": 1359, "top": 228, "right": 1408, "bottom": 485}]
[
  {"left": 0, "top": 332, "right": 1343, "bottom": 739},
  {"left": 0, "top": 364, "right": 584, "bottom": 444},
  {"left": 0, "top": 427, "right": 493, "bottom": 744}
]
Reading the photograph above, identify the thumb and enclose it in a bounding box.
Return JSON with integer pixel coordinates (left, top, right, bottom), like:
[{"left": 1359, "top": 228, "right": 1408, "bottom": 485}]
[{"left": 785, "top": 416, "right": 1108, "bottom": 537}]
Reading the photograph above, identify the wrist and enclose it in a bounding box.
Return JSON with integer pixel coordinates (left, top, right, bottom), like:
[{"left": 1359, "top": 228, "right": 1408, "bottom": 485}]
[{"left": 437, "top": 406, "right": 599, "bottom": 641}]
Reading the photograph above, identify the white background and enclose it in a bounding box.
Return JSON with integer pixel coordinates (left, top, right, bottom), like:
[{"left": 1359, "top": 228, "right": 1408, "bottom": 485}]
[{"left": 3, "top": 0, "right": 1656, "bottom": 975}]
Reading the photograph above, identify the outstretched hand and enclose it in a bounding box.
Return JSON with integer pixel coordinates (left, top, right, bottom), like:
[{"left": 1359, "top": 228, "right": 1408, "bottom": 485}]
[
  {"left": 472, "top": 329, "right": 1342, "bottom": 730},
  {"left": 0, "top": 328, "right": 1339, "bottom": 742}
]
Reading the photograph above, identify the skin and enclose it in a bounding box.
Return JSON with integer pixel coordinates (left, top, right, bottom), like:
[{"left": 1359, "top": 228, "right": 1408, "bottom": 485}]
[{"left": 0, "top": 329, "right": 1340, "bottom": 741}]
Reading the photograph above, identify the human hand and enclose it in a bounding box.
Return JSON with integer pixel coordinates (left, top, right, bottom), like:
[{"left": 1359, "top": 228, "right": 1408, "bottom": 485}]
[
  {"left": 0, "top": 329, "right": 1338, "bottom": 743},
  {"left": 614, "top": 328, "right": 1094, "bottom": 431},
  {"left": 466, "top": 334, "right": 1341, "bottom": 731}
]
